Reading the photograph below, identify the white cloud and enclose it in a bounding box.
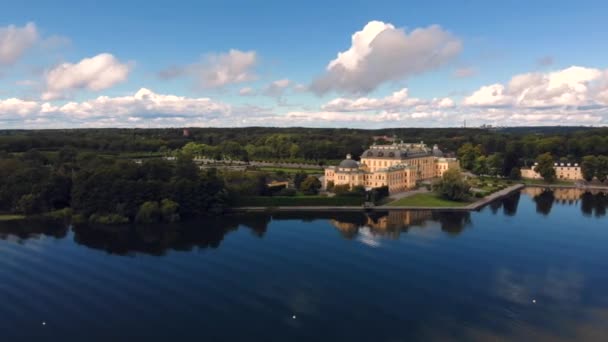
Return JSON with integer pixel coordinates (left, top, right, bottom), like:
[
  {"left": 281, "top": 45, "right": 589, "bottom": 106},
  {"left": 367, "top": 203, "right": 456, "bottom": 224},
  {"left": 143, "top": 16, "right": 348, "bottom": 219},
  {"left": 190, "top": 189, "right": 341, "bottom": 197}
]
[
  {"left": 0, "top": 98, "right": 40, "bottom": 117},
  {"left": 463, "top": 84, "right": 512, "bottom": 107},
  {"left": 321, "top": 88, "right": 455, "bottom": 113},
  {"left": 464, "top": 66, "right": 608, "bottom": 108},
  {"left": 311, "top": 21, "right": 462, "bottom": 94},
  {"left": 322, "top": 88, "right": 422, "bottom": 112},
  {"left": 161, "top": 49, "right": 257, "bottom": 89},
  {"left": 42, "top": 53, "right": 131, "bottom": 100},
  {"left": 0, "top": 22, "right": 38, "bottom": 66},
  {"left": 263, "top": 78, "right": 292, "bottom": 98},
  {"left": 52, "top": 88, "right": 230, "bottom": 119},
  {"left": 239, "top": 87, "right": 256, "bottom": 96}
]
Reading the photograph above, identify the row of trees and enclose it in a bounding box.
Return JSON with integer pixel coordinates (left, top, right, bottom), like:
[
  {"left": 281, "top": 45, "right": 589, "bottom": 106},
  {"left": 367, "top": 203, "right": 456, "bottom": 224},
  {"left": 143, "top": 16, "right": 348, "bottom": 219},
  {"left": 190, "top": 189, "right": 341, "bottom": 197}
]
[
  {"left": 581, "top": 156, "right": 608, "bottom": 182},
  {"left": 0, "top": 149, "right": 229, "bottom": 223},
  {"left": 3, "top": 126, "right": 608, "bottom": 164}
]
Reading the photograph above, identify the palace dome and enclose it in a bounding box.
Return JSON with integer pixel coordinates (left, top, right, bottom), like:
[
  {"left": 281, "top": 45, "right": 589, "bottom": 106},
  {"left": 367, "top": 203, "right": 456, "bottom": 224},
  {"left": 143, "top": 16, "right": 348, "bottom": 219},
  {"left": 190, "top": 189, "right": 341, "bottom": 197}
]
[{"left": 338, "top": 154, "right": 359, "bottom": 168}]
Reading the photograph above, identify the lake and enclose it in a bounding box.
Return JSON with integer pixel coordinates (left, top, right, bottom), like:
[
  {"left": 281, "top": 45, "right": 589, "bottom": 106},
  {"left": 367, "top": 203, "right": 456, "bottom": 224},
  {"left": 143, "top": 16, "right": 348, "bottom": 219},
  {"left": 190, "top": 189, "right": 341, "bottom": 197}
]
[{"left": 1, "top": 188, "right": 607, "bottom": 341}]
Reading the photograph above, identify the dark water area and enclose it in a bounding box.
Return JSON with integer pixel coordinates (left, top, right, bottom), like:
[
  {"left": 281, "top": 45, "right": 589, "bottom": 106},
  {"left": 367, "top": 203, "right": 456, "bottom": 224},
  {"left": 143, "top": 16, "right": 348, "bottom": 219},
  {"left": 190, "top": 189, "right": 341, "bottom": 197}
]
[{"left": 1, "top": 188, "right": 607, "bottom": 341}]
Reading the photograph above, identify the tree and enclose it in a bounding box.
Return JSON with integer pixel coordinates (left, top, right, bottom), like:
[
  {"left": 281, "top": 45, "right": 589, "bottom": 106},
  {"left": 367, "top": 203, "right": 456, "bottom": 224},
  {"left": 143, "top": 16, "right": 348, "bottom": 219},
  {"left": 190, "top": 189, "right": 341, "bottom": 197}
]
[
  {"left": 457, "top": 143, "right": 483, "bottom": 170},
  {"left": 597, "top": 156, "right": 608, "bottom": 182},
  {"left": 293, "top": 171, "right": 308, "bottom": 189},
  {"left": 299, "top": 176, "right": 321, "bottom": 195},
  {"left": 160, "top": 199, "right": 180, "bottom": 222},
  {"left": 486, "top": 153, "right": 504, "bottom": 176},
  {"left": 135, "top": 201, "right": 161, "bottom": 223},
  {"left": 535, "top": 152, "right": 556, "bottom": 182},
  {"left": 581, "top": 155, "right": 598, "bottom": 181},
  {"left": 433, "top": 169, "right": 471, "bottom": 201},
  {"left": 509, "top": 167, "right": 522, "bottom": 180},
  {"left": 473, "top": 156, "right": 488, "bottom": 175}
]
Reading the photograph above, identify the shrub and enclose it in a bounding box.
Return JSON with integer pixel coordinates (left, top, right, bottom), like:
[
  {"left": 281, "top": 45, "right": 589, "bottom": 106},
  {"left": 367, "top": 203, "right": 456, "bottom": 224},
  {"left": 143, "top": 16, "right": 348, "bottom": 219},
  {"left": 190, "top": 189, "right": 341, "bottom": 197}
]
[
  {"left": 299, "top": 176, "right": 322, "bottom": 195},
  {"left": 276, "top": 188, "right": 297, "bottom": 197},
  {"left": 89, "top": 213, "right": 129, "bottom": 225},
  {"left": 160, "top": 199, "right": 180, "bottom": 222},
  {"left": 333, "top": 184, "right": 351, "bottom": 195},
  {"left": 135, "top": 201, "right": 161, "bottom": 223},
  {"left": 433, "top": 169, "right": 471, "bottom": 201}
]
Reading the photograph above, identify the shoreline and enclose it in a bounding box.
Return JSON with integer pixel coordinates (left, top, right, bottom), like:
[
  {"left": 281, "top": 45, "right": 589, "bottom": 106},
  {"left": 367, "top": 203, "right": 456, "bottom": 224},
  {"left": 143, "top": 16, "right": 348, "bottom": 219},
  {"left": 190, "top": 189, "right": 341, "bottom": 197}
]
[{"left": 231, "top": 183, "right": 608, "bottom": 213}]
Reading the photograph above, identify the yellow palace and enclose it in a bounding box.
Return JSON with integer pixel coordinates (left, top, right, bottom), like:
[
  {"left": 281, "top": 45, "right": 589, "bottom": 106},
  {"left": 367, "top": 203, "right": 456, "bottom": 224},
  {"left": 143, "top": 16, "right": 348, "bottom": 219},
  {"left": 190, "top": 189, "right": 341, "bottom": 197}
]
[{"left": 323, "top": 142, "right": 459, "bottom": 194}]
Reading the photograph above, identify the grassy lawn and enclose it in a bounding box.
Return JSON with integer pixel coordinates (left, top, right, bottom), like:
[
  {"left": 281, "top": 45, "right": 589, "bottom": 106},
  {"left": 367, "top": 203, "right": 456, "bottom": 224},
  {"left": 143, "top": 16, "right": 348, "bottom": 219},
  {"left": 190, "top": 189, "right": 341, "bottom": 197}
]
[
  {"left": 234, "top": 195, "right": 364, "bottom": 207},
  {"left": 468, "top": 177, "right": 516, "bottom": 196},
  {"left": 0, "top": 214, "right": 26, "bottom": 221},
  {"left": 257, "top": 166, "right": 322, "bottom": 174},
  {"left": 386, "top": 193, "right": 470, "bottom": 207}
]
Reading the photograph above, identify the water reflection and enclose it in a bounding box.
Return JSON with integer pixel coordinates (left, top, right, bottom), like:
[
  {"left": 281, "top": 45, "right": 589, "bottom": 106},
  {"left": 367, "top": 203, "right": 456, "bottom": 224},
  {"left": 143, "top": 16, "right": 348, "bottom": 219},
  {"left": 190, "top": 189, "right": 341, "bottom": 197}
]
[
  {"left": 0, "top": 188, "right": 605, "bottom": 256},
  {"left": 522, "top": 187, "right": 607, "bottom": 218}
]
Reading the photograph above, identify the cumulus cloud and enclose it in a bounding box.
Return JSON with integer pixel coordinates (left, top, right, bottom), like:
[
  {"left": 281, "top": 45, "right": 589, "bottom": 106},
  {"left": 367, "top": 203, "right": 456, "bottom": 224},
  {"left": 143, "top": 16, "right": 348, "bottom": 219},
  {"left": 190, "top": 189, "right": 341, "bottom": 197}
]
[
  {"left": 311, "top": 21, "right": 462, "bottom": 95},
  {"left": 239, "top": 87, "right": 256, "bottom": 96},
  {"left": 50, "top": 88, "right": 230, "bottom": 119},
  {"left": 262, "top": 78, "right": 291, "bottom": 98},
  {"left": 322, "top": 88, "right": 422, "bottom": 111},
  {"left": 463, "top": 66, "right": 607, "bottom": 108},
  {"left": 0, "top": 22, "right": 38, "bottom": 65},
  {"left": 160, "top": 49, "right": 257, "bottom": 89},
  {"left": 0, "top": 98, "right": 40, "bottom": 117},
  {"left": 321, "top": 87, "right": 455, "bottom": 113},
  {"left": 42, "top": 53, "right": 132, "bottom": 100}
]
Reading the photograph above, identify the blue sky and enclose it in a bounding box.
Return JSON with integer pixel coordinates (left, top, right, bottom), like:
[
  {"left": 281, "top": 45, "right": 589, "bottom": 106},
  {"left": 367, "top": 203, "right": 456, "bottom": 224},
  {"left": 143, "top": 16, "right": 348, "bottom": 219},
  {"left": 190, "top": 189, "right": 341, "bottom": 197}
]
[{"left": 1, "top": 0, "right": 608, "bottom": 128}]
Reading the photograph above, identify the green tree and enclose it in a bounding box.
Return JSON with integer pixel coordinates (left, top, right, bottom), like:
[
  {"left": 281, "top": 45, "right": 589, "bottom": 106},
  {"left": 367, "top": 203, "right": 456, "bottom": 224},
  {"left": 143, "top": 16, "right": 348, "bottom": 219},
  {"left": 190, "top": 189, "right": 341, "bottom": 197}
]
[
  {"left": 136, "top": 201, "right": 161, "bottom": 223},
  {"left": 433, "top": 169, "right": 471, "bottom": 201},
  {"left": 160, "top": 199, "right": 180, "bottom": 222},
  {"left": 457, "top": 143, "right": 483, "bottom": 170},
  {"left": 535, "top": 152, "right": 556, "bottom": 182},
  {"left": 293, "top": 171, "right": 308, "bottom": 189},
  {"left": 299, "top": 176, "right": 321, "bottom": 195},
  {"left": 487, "top": 153, "right": 504, "bottom": 176},
  {"left": 597, "top": 156, "right": 608, "bottom": 182},
  {"left": 509, "top": 167, "right": 522, "bottom": 180},
  {"left": 473, "top": 156, "right": 488, "bottom": 175},
  {"left": 581, "top": 155, "right": 598, "bottom": 181}
]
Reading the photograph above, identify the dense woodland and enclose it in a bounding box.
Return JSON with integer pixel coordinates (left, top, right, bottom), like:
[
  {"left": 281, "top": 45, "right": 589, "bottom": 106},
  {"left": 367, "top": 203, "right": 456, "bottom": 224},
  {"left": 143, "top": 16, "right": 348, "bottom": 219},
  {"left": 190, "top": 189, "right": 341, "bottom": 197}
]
[{"left": 1, "top": 126, "right": 608, "bottom": 221}]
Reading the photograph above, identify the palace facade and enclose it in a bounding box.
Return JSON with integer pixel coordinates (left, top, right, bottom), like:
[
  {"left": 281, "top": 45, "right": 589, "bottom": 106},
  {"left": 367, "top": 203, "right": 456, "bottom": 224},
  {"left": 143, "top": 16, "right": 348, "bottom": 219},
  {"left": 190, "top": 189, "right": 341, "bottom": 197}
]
[
  {"left": 521, "top": 162, "right": 583, "bottom": 181},
  {"left": 323, "top": 142, "right": 459, "bottom": 194}
]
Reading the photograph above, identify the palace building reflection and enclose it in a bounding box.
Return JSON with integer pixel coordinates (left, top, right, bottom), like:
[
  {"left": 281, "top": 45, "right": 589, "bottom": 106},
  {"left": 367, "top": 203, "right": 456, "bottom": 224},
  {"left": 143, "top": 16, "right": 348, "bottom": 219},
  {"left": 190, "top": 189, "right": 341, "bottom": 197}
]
[{"left": 330, "top": 210, "right": 472, "bottom": 239}]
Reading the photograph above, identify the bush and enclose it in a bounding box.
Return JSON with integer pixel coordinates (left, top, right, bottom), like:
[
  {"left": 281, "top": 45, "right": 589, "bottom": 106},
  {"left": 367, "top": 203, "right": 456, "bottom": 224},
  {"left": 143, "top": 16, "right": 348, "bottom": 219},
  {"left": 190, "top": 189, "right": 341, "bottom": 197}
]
[
  {"left": 509, "top": 167, "right": 522, "bottom": 180},
  {"left": 276, "top": 188, "right": 297, "bottom": 197},
  {"left": 135, "top": 201, "right": 161, "bottom": 223},
  {"left": 89, "top": 213, "right": 129, "bottom": 225},
  {"left": 160, "top": 199, "right": 180, "bottom": 222},
  {"left": 333, "top": 184, "right": 351, "bottom": 195},
  {"left": 44, "top": 208, "right": 73, "bottom": 220},
  {"left": 299, "top": 176, "right": 322, "bottom": 195},
  {"left": 433, "top": 169, "right": 471, "bottom": 201}
]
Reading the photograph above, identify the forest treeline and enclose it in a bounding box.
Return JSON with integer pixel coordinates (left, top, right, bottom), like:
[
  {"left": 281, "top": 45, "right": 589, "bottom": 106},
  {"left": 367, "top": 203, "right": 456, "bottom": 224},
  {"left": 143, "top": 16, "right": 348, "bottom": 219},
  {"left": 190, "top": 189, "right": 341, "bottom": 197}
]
[
  {"left": 1, "top": 126, "right": 608, "bottom": 222},
  {"left": 2, "top": 126, "right": 608, "bottom": 163}
]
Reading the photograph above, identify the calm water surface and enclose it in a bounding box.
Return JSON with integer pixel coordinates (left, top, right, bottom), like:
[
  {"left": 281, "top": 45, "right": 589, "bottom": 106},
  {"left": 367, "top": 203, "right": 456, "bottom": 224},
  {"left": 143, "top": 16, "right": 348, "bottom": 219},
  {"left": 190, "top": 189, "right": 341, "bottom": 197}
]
[{"left": 1, "top": 188, "right": 607, "bottom": 341}]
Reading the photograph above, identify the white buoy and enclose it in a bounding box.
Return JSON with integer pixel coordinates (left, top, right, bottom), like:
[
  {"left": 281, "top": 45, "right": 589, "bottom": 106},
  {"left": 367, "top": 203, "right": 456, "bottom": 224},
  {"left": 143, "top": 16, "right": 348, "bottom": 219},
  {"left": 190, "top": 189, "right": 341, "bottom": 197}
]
[
  {"left": 42, "top": 322, "right": 46, "bottom": 326},
  {"left": 292, "top": 315, "right": 296, "bottom": 319},
  {"left": 532, "top": 299, "right": 536, "bottom": 303}
]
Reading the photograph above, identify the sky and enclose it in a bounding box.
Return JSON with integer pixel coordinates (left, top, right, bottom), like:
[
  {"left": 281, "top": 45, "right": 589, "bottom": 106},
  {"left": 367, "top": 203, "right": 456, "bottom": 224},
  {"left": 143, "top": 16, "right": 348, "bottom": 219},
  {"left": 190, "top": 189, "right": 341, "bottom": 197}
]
[{"left": 1, "top": 0, "right": 608, "bottom": 129}]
